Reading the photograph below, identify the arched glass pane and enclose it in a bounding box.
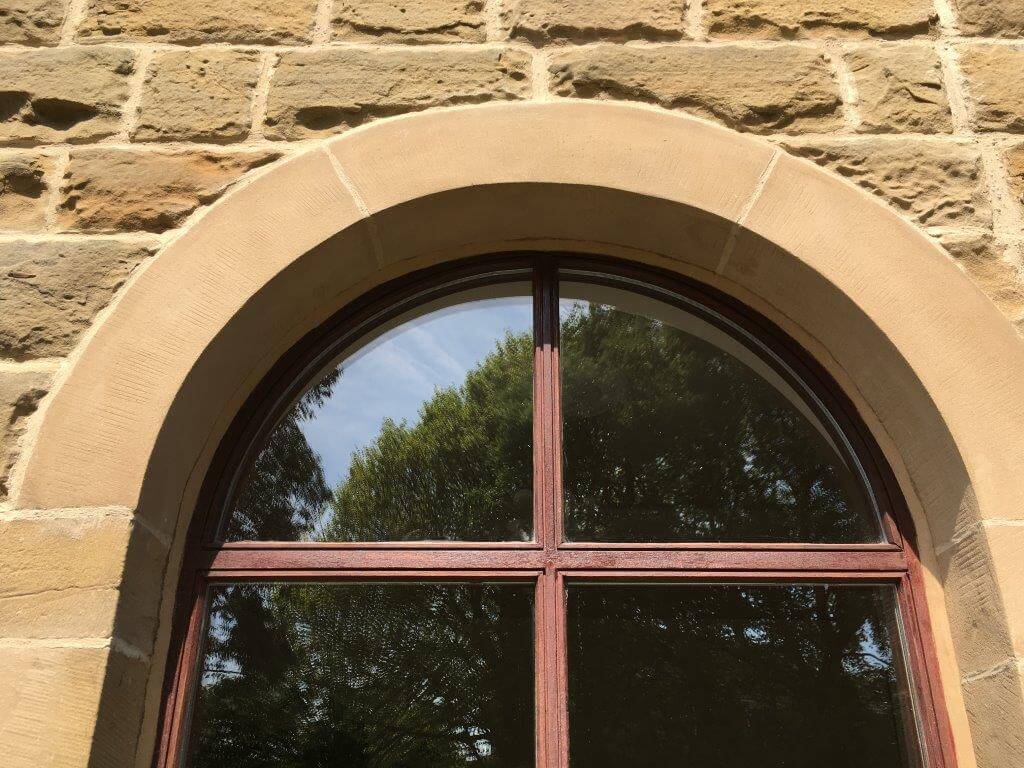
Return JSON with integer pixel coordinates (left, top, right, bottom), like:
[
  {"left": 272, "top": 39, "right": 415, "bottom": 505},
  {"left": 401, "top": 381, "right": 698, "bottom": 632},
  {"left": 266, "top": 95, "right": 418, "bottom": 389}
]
[
  {"left": 223, "top": 282, "right": 534, "bottom": 542},
  {"left": 559, "top": 280, "right": 879, "bottom": 542}
]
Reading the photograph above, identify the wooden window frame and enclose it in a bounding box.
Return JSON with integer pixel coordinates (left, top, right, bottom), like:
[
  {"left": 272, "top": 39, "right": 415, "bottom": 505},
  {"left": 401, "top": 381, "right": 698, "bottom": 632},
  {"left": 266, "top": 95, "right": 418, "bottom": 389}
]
[{"left": 154, "top": 253, "right": 958, "bottom": 768}]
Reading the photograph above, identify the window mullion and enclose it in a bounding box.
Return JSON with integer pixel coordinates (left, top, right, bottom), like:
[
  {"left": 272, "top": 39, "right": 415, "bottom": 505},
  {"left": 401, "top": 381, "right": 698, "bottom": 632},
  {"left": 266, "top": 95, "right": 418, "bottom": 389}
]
[{"left": 534, "top": 259, "right": 561, "bottom": 552}]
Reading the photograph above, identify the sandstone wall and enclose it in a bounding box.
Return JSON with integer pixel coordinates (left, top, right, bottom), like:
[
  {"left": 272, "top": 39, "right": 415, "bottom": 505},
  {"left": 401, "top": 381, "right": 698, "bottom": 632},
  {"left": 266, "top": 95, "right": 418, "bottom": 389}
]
[{"left": 1, "top": 1, "right": 1023, "bottom": 766}]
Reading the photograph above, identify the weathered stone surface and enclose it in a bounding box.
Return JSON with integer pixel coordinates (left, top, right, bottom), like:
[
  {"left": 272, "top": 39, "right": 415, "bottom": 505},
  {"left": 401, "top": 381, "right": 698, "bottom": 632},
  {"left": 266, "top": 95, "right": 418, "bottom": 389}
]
[
  {"left": 0, "top": 239, "right": 155, "bottom": 360},
  {"left": 135, "top": 50, "right": 260, "bottom": 143},
  {"left": 705, "top": 0, "right": 937, "bottom": 38},
  {"left": 960, "top": 45, "right": 1024, "bottom": 133},
  {"left": 77, "top": 0, "right": 317, "bottom": 44},
  {"left": 939, "top": 231, "right": 1024, "bottom": 325},
  {"left": 503, "top": 0, "right": 686, "bottom": 44},
  {"left": 939, "top": 521, "right": 1019, "bottom": 673},
  {"left": 0, "top": 0, "right": 64, "bottom": 45},
  {"left": 58, "top": 149, "right": 280, "bottom": 233},
  {"left": 961, "top": 661, "right": 1024, "bottom": 768},
  {"left": 1004, "top": 140, "right": 1024, "bottom": 204},
  {"left": 957, "top": 0, "right": 1024, "bottom": 38},
  {"left": 0, "top": 47, "right": 134, "bottom": 146},
  {"left": 0, "top": 644, "right": 149, "bottom": 768},
  {"left": 0, "top": 369, "right": 49, "bottom": 499},
  {"left": 265, "top": 48, "right": 531, "bottom": 140},
  {"left": 0, "top": 153, "right": 49, "bottom": 230},
  {"left": 333, "top": 0, "right": 486, "bottom": 42},
  {"left": 847, "top": 46, "right": 951, "bottom": 133},
  {"left": 779, "top": 138, "right": 990, "bottom": 227},
  {"left": 549, "top": 45, "right": 842, "bottom": 134}
]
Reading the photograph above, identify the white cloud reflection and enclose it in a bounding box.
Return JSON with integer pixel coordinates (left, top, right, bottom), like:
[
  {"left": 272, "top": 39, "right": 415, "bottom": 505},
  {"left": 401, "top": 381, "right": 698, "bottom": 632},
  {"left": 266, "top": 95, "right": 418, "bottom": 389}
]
[{"left": 299, "top": 296, "right": 533, "bottom": 487}]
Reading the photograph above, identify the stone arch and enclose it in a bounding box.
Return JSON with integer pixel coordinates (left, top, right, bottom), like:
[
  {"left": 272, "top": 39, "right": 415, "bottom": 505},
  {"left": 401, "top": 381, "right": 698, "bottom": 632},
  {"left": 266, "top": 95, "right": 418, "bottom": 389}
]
[{"left": 8, "top": 101, "right": 1024, "bottom": 768}]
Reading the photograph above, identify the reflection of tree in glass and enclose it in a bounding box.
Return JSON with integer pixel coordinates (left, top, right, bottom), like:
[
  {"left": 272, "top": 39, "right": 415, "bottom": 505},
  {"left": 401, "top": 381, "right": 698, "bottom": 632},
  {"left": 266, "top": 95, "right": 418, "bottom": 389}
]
[
  {"left": 559, "top": 302, "right": 875, "bottom": 542},
  {"left": 188, "top": 583, "right": 534, "bottom": 768},
  {"left": 568, "top": 584, "right": 917, "bottom": 768}
]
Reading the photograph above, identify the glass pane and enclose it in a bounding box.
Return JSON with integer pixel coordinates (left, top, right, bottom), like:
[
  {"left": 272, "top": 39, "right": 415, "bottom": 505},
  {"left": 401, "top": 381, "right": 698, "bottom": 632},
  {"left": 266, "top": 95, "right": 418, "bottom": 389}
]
[
  {"left": 224, "top": 283, "right": 534, "bottom": 541},
  {"left": 567, "top": 584, "right": 920, "bottom": 768},
  {"left": 559, "top": 280, "right": 878, "bottom": 542},
  {"left": 186, "top": 582, "right": 535, "bottom": 768}
]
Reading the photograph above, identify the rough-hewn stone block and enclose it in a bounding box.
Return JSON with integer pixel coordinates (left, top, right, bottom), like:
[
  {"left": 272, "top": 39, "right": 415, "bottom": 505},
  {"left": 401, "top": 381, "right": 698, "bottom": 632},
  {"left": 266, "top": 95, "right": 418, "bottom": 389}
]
[
  {"left": 1007, "top": 141, "right": 1024, "bottom": 213},
  {"left": 705, "top": 0, "right": 937, "bottom": 38},
  {"left": 779, "top": 138, "right": 990, "bottom": 227},
  {"left": 0, "top": 47, "right": 135, "bottom": 147},
  {"left": 549, "top": 45, "right": 842, "bottom": 134},
  {"left": 847, "top": 46, "right": 951, "bottom": 133},
  {"left": 333, "top": 0, "right": 486, "bottom": 42},
  {"left": 957, "top": 0, "right": 1024, "bottom": 38},
  {"left": 0, "top": 239, "right": 155, "bottom": 360},
  {"left": 135, "top": 50, "right": 260, "bottom": 143},
  {"left": 0, "top": 153, "right": 50, "bottom": 230},
  {"left": 265, "top": 48, "right": 531, "bottom": 140},
  {"left": 961, "top": 661, "right": 1024, "bottom": 768},
  {"left": 960, "top": 45, "right": 1024, "bottom": 133},
  {"left": 0, "top": 369, "right": 49, "bottom": 499},
  {"left": 502, "top": 0, "right": 686, "bottom": 44},
  {"left": 939, "top": 231, "right": 1024, "bottom": 326},
  {"left": 0, "top": 644, "right": 149, "bottom": 768},
  {"left": 58, "top": 149, "right": 280, "bottom": 233},
  {"left": 0, "top": 0, "right": 64, "bottom": 45},
  {"left": 77, "top": 0, "right": 317, "bottom": 45}
]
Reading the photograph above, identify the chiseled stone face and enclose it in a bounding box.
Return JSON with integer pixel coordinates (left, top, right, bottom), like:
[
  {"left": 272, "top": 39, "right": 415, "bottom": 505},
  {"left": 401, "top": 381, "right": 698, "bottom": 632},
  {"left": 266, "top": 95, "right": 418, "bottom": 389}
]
[
  {"left": 704, "top": 0, "right": 937, "bottom": 38},
  {"left": 958, "top": 45, "right": 1024, "bottom": 133},
  {"left": 502, "top": 0, "right": 687, "bottom": 44},
  {"left": 956, "top": 0, "right": 1024, "bottom": 38},
  {"left": 0, "top": 153, "right": 50, "bottom": 230},
  {"left": 57, "top": 148, "right": 280, "bottom": 233},
  {"left": 0, "top": 0, "right": 65, "bottom": 45},
  {"left": 845, "top": 46, "right": 952, "bottom": 134},
  {"left": 549, "top": 44, "right": 843, "bottom": 134},
  {"left": 0, "top": 239, "right": 156, "bottom": 360},
  {"left": 135, "top": 50, "right": 261, "bottom": 144},
  {"left": 0, "top": 47, "right": 135, "bottom": 147},
  {"left": 778, "top": 137, "right": 991, "bottom": 228},
  {"left": 264, "top": 48, "right": 531, "bottom": 139},
  {"left": 77, "top": 0, "right": 318, "bottom": 45},
  {"left": 0, "top": 368, "right": 49, "bottom": 499},
  {"left": 1006, "top": 142, "right": 1024, "bottom": 208},
  {"left": 332, "top": 0, "right": 487, "bottom": 42}
]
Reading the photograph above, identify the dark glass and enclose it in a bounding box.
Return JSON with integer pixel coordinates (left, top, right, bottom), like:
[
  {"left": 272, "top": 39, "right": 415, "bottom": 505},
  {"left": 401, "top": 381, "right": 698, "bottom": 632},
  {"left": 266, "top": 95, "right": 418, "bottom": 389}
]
[
  {"left": 559, "top": 281, "right": 878, "bottom": 542},
  {"left": 186, "top": 582, "right": 535, "bottom": 768},
  {"left": 224, "top": 284, "right": 534, "bottom": 541},
  {"left": 567, "top": 584, "right": 920, "bottom": 768}
]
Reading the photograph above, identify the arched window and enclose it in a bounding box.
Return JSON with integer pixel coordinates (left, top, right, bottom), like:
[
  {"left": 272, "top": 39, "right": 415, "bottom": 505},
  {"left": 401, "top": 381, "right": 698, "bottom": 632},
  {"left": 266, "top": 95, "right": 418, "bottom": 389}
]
[{"left": 158, "top": 255, "right": 953, "bottom": 768}]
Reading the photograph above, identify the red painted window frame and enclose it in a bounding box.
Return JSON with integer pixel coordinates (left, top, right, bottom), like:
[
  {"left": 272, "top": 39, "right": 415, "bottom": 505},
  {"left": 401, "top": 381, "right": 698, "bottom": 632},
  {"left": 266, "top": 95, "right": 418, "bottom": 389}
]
[{"left": 154, "top": 253, "right": 958, "bottom": 768}]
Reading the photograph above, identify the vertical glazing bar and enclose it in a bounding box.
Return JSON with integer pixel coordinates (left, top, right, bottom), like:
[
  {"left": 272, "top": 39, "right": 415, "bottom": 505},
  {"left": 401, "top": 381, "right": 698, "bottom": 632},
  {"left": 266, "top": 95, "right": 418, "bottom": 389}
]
[
  {"left": 534, "top": 259, "right": 559, "bottom": 551},
  {"left": 553, "top": 572, "right": 570, "bottom": 768},
  {"left": 538, "top": 569, "right": 566, "bottom": 768}
]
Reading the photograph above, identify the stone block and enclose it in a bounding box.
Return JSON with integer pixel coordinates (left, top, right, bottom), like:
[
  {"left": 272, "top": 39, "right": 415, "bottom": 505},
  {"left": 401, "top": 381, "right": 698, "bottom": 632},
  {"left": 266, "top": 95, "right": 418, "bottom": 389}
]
[
  {"left": 705, "top": 0, "right": 936, "bottom": 39},
  {"left": 846, "top": 45, "right": 951, "bottom": 133},
  {"left": 0, "top": 153, "right": 50, "bottom": 231},
  {"left": 502, "top": 0, "right": 686, "bottom": 44},
  {"left": 333, "top": 0, "right": 486, "bottom": 42}
]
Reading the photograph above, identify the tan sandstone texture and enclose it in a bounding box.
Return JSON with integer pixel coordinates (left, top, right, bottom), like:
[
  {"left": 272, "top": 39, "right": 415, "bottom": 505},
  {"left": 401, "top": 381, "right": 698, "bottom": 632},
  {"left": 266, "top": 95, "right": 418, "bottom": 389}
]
[
  {"left": 549, "top": 45, "right": 842, "bottom": 134},
  {"left": 956, "top": 0, "right": 1024, "bottom": 37},
  {"left": 0, "top": 368, "right": 49, "bottom": 498},
  {"left": 502, "top": 0, "right": 687, "bottom": 44},
  {"left": 704, "top": 0, "right": 937, "bottom": 38},
  {"left": 779, "top": 138, "right": 990, "bottom": 228},
  {"left": 1006, "top": 142, "right": 1024, "bottom": 207},
  {"left": 846, "top": 46, "right": 952, "bottom": 133},
  {"left": 332, "top": 0, "right": 486, "bottom": 42},
  {"left": 0, "top": 153, "right": 50, "bottom": 230},
  {"left": 0, "top": 0, "right": 64, "bottom": 45},
  {"left": 264, "top": 48, "right": 531, "bottom": 139},
  {"left": 0, "top": 47, "right": 135, "bottom": 146},
  {"left": 959, "top": 45, "right": 1024, "bottom": 133},
  {"left": 135, "top": 50, "right": 261, "bottom": 143},
  {"left": 0, "top": 644, "right": 149, "bottom": 768},
  {"left": 77, "top": 0, "right": 318, "bottom": 45},
  {"left": 939, "top": 232, "right": 1024, "bottom": 328},
  {"left": 0, "top": 239, "right": 156, "bottom": 360},
  {"left": 58, "top": 149, "right": 280, "bottom": 233}
]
